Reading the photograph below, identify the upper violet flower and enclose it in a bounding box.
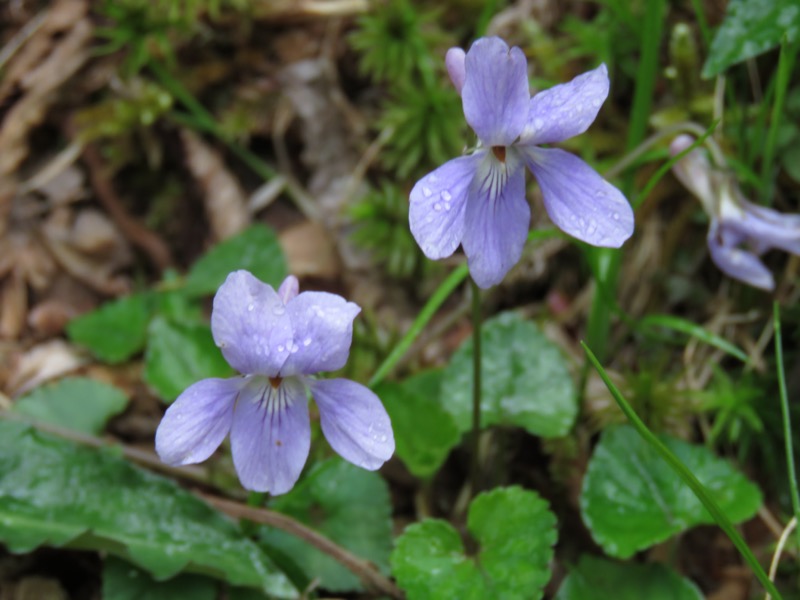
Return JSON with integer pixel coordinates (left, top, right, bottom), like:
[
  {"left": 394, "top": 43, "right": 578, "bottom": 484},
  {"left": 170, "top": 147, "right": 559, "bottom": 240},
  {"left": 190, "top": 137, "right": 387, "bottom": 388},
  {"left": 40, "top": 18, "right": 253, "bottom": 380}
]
[
  {"left": 670, "top": 134, "right": 800, "bottom": 291},
  {"left": 409, "top": 36, "right": 634, "bottom": 288},
  {"left": 155, "top": 270, "right": 394, "bottom": 495}
]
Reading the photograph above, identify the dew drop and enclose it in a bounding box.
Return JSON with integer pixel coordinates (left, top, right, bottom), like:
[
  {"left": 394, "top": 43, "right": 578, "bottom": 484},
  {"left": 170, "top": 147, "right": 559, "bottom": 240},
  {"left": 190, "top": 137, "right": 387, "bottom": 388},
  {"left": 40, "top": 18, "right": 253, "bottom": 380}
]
[
  {"left": 444, "top": 202, "right": 451, "bottom": 210},
  {"left": 272, "top": 305, "right": 285, "bottom": 316},
  {"left": 434, "top": 202, "right": 442, "bottom": 211},
  {"left": 440, "top": 190, "right": 452, "bottom": 201},
  {"left": 247, "top": 303, "right": 254, "bottom": 311},
  {"left": 534, "top": 117, "right": 544, "bottom": 130},
  {"left": 428, "top": 173, "right": 438, "bottom": 183},
  {"left": 303, "top": 337, "right": 312, "bottom": 346},
  {"left": 290, "top": 343, "right": 299, "bottom": 354},
  {"left": 378, "top": 434, "right": 387, "bottom": 443},
  {"left": 277, "top": 345, "right": 285, "bottom": 352},
  {"left": 422, "top": 186, "right": 433, "bottom": 197},
  {"left": 612, "top": 212, "right": 620, "bottom": 221}
]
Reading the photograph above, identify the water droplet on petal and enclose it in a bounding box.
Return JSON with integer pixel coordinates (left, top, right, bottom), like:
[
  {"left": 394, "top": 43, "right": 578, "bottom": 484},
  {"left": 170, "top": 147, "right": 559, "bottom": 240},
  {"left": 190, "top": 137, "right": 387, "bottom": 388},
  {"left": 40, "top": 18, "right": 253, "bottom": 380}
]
[
  {"left": 428, "top": 173, "right": 438, "bottom": 183},
  {"left": 277, "top": 345, "right": 285, "bottom": 352},
  {"left": 444, "top": 202, "right": 451, "bottom": 210},
  {"left": 612, "top": 212, "right": 620, "bottom": 221},
  {"left": 379, "top": 434, "right": 387, "bottom": 443},
  {"left": 303, "top": 337, "right": 312, "bottom": 346},
  {"left": 534, "top": 118, "right": 544, "bottom": 130},
  {"left": 247, "top": 303, "right": 254, "bottom": 311},
  {"left": 441, "top": 190, "right": 452, "bottom": 201},
  {"left": 422, "top": 186, "right": 432, "bottom": 197},
  {"left": 272, "top": 305, "right": 285, "bottom": 315},
  {"left": 434, "top": 202, "right": 442, "bottom": 211}
]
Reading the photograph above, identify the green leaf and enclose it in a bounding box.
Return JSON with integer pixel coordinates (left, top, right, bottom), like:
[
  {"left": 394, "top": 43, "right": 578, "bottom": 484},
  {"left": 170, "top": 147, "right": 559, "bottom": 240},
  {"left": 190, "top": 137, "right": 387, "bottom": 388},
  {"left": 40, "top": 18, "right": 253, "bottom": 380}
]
[
  {"left": 555, "top": 555, "right": 703, "bottom": 600},
  {"left": 103, "top": 557, "right": 218, "bottom": 600},
  {"left": 441, "top": 312, "right": 577, "bottom": 437},
  {"left": 638, "top": 314, "right": 749, "bottom": 362},
  {"left": 144, "top": 317, "right": 233, "bottom": 403},
  {"left": 580, "top": 425, "right": 762, "bottom": 558},
  {"left": 259, "top": 459, "right": 392, "bottom": 593},
  {"left": 391, "top": 486, "right": 557, "bottom": 600},
  {"left": 375, "top": 370, "right": 460, "bottom": 478},
  {"left": 703, "top": 0, "right": 799, "bottom": 77},
  {"left": 67, "top": 293, "right": 151, "bottom": 363},
  {"left": 14, "top": 377, "right": 128, "bottom": 435},
  {"left": 0, "top": 421, "right": 295, "bottom": 596},
  {"left": 184, "top": 224, "right": 286, "bottom": 296}
]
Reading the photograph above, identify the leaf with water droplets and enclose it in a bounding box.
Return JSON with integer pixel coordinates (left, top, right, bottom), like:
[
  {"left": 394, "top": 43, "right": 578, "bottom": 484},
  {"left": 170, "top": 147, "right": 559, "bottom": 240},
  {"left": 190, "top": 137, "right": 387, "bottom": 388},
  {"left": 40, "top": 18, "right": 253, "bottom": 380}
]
[
  {"left": 391, "top": 487, "right": 557, "bottom": 600},
  {"left": 259, "top": 458, "right": 392, "bottom": 593},
  {"left": 555, "top": 555, "right": 703, "bottom": 600},
  {"left": 0, "top": 420, "right": 295, "bottom": 596},
  {"left": 580, "top": 425, "right": 762, "bottom": 558},
  {"left": 144, "top": 316, "right": 234, "bottom": 403},
  {"left": 184, "top": 224, "right": 287, "bottom": 297},
  {"left": 703, "top": 0, "right": 799, "bottom": 77},
  {"left": 441, "top": 312, "right": 577, "bottom": 437}
]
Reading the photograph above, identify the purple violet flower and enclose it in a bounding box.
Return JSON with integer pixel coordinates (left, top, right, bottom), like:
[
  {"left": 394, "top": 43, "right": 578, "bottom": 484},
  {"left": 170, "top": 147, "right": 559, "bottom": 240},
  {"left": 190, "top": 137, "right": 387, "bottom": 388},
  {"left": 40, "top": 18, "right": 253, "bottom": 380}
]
[
  {"left": 155, "top": 270, "right": 394, "bottom": 494},
  {"left": 409, "top": 36, "right": 634, "bottom": 288},
  {"left": 671, "top": 134, "right": 800, "bottom": 291}
]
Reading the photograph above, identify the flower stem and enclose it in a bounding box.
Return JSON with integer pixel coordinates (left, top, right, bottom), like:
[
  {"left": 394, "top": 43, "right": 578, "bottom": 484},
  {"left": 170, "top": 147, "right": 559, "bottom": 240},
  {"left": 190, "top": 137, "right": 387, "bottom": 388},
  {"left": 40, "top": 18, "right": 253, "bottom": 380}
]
[
  {"left": 469, "top": 277, "right": 483, "bottom": 494},
  {"left": 773, "top": 302, "right": 800, "bottom": 551}
]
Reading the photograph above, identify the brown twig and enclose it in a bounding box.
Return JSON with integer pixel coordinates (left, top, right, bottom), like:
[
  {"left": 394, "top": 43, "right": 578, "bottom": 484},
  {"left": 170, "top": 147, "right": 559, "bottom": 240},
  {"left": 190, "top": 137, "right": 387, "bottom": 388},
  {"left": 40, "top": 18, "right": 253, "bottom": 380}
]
[
  {"left": 200, "top": 493, "right": 404, "bottom": 599},
  {"left": 76, "top": 135, "right": 174, "bottom": 274}
]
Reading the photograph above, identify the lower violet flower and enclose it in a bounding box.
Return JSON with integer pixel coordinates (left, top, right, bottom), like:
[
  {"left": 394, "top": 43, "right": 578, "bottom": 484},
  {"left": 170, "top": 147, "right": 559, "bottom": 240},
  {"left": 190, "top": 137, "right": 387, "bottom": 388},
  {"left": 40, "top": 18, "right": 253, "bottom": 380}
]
[
  {"left": 155, "top": 270, "right": 395, "bottom": 494},
  {"left": 409, "top": 36, "right": 634, "bottom": 288},
  {"left": 671, "top": 134, "right": 800, "bottom": 291}
]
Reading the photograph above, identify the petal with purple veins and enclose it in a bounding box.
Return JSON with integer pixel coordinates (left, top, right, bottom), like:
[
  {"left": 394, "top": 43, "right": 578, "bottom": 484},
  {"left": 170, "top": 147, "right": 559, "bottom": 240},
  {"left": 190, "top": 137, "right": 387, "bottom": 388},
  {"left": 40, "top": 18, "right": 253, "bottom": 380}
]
[
  {"left": 461, "top": 158, "right": 530, "bottom": 288},
  {"left": 211, "top": 270, "right": 293, "bottom": 376},
  {"left": 520, "top": 64, "right": 609, "bottom": 145},
  {"left": 310, "top": 378, "right": 394, "bottom": 471},
  {"left": 155, "top": 377, "right": 240, "bottom": 466},
  {"left": 230, "top": 376, "right": 311, "bottom": 494},
  {"left": 280, "top": 291, "right": 361, "bottom": 376},
  {"left": 409, "top": 154, "right": 481, "bottom": 259},
  {"left": 708, "top": 221, "right": 775, "bottom": 291},
  {"left": 523, "top": 147, "right": 633, "bottom": 247},
  {"left": 462, "top": 37, "right": 530, "bottom": 146}
]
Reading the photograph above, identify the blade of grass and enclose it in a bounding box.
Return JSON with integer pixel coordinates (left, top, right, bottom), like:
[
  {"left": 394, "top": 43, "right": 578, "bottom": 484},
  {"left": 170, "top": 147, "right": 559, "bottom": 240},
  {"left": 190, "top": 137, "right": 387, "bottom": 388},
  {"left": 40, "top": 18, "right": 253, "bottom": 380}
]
[
  {"left": 638, "top": 314, "right": 749, "bottom": 363},
  {"left": 582, "top": 341, "right": 782, "bottom": 600},
  {"left": 773, "top": 302, "right": 800, "bottom": 551}
]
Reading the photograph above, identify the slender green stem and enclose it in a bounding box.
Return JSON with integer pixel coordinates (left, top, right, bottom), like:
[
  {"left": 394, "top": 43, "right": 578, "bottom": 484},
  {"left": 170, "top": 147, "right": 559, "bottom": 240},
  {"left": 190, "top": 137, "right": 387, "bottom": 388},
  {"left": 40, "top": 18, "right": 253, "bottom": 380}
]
[
  {"left": 469, "top": 277, "right": 483, "bottom": 494},
  {"left": 368, "top": 228, "right": 559, "bottom": 388},
  {"left": 688, "top": 0, "right": 711, "bottom": 48},
  {"left": 761, "top": 38, "right": 798, "bottom": 202},
  {"left": 773, "top": 302, "right": 800, "bottom": 551},
  {"left": 582, "top": 342, "right": 783, "bottom": 600},
  {"left": 369, "top": 264, "right": 469, "bottom": 387}
]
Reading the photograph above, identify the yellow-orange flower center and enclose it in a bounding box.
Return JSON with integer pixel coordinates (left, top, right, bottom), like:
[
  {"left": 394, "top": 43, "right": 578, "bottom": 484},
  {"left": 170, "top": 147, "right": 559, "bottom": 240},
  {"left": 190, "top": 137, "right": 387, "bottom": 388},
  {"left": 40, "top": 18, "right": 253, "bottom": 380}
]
[{"left": 492, "top": 146, "right": 506, "bottom": 162}]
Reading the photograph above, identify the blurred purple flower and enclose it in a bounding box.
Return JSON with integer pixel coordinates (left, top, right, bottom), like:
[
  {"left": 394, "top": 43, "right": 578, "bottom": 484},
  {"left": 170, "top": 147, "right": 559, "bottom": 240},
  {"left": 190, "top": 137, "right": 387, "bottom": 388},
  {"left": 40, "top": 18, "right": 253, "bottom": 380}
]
[
  {"left": 155, "top": 270, "right": 394, "bottom": 495},
  {"left": 671, "top": 134, "right": 800, "bottom": 291},
  {"left": 409, "top": 36, "right": 634, "bottom": 288}
]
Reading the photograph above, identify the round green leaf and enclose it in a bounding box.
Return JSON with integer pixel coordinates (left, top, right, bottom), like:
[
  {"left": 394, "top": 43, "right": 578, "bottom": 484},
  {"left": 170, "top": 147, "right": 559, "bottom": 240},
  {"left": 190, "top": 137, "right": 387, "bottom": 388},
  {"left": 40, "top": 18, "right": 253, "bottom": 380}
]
[
  {"left": 0, "top": 421, "right": 294, "bottom": 596},
  {"left": 184, "top": 224, "right": 287, "bottom": 297},
  {"left": 555, "top": 555, "right": 703, "bottom": 600},
  {"left": 67, "top": 293, "right": 151, "bottom": 363},
  {"left": 259, "top": 459, "right": 392, "bottom": 593},
  {"left": 442, "top": 312, "right": 577, "bottom": 437},
  {"left": 144, "top": 317, "right": 233, "bottom": 403},
  {"left": 580, "top": 425, "right": 763, "bottom": 558},
  {"left": 391, "top": 486, "right": 557, "bottom": 600},
  {"left": 375, "top": 370, "right": 460, "bottom": 478},
  {"left": 14, "top": 377, "right": 129, "bottom": 435}
]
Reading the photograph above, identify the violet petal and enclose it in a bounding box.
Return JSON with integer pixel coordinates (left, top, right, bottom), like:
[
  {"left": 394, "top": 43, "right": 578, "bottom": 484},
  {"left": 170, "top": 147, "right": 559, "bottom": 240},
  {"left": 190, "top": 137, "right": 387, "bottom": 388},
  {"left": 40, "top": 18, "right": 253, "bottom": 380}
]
[
  {"left": 520, "top": 64, "right": 609, "bottom": 145},
  {"left": 409, "top": 154, "right": 481, "bottom": 259},
  {"left": 462, "top": 37, "right": 529, "bottom": 146},
  {"left": 310, "top": 378, "right": 394, "bottom": 470},
  {"left": 708, "top": 221, "right": 775, "bottom": 291},
  {"left": 461, "top": 160, "right": 529, "bottom": 288},
  {"left": 524, "top": 146, "right": 633, "bottom": 247},
  {"left": 280, "top": 291, "right": 360, "bottom": 376},
  {"left": 230, "top": 377, "right": 311, "bottom": 494},
  {"left": 155, "top": 377, "right": 240, "bottom": 466},
  {"left": 446, "top": 47, "right": 466, "bottom": 94},
  {"left": 211, "top": 270, "right": 293, "bottom": 376}
]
